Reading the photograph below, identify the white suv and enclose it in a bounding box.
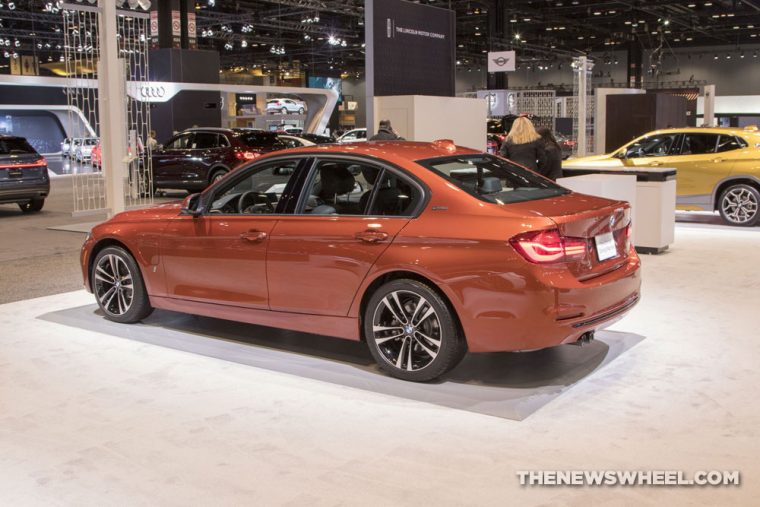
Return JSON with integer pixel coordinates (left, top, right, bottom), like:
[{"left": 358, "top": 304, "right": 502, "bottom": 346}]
[{"left": 266, "top": 98, "right": 306, "bottom": 115}]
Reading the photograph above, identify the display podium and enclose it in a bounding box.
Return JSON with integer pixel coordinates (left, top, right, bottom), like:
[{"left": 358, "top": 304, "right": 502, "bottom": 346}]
[{"left": 558, "top": 166, "right": 677, "bottom": 254}]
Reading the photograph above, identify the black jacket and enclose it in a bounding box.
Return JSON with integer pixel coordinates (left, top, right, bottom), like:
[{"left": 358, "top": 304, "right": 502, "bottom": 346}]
[
  {"left": 499, "top": 138, "right": 546, "bottom": 172},
  {"left": 541, "top": 142, "right": 563, "bottom": 181},
  {"left": 369, "top": 128, "right": 404, "bottom": 141}
]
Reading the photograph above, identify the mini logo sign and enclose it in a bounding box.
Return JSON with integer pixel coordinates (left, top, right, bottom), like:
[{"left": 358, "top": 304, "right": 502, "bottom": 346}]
[{"left": 488, "top": 50, "right": 516, "bottom": 73}]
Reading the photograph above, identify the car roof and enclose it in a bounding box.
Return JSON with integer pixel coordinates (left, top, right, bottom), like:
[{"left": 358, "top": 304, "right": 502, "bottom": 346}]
[
  {"left": 645, "top": 126, "right": 760, "bottom": 137},
  {"left": 182, "top": 127, "right": 235, "bottom": 134},
  {"left": 253, "top": 140, "right": 480, "bottom": 167}
]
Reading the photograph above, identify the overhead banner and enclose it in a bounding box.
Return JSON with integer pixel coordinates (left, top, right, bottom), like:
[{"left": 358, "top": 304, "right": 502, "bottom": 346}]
[
  {"left": 367, "top": 0, "right": 456, "bottom": 97},
  {"left": 488, "top": 51, "right": 516, "bottom": 73}
]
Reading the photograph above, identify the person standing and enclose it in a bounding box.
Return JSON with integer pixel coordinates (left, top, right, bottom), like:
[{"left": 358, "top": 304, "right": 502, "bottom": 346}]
[
  {"left": 147, "top": 130, "right": 158, "bottom": 152},
  {"left": 369, "top": 119, "right": 405, "bottom": 141},
  {"left": 499, "top": 116, "right": 545, "bottom": 172},
  {"left": 536, "top": 127, "right": 563, "bottom": 181}
]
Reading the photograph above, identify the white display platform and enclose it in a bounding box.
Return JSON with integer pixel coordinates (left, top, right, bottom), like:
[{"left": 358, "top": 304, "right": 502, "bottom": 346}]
[
  {"left": 560, "top": 166, "right": 677, "bottom": 254},
  {"left": 373, "top": 95, "right": 487, "bottom": 151},
  {"left": 39, "top": 301, "right": 643, "bottom": 421},
  {"left": 557, "top": 173, "right": 638, "bottom": 243}
]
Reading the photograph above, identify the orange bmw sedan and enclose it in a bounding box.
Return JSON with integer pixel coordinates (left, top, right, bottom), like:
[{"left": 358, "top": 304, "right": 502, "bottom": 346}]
[{"left": 81, "top": 140, "right": 641, "bottom": 382}]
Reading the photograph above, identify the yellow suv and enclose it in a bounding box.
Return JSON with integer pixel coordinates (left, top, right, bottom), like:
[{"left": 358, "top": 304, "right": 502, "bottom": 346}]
[{"left": 563, "top": 127, "right": 760, "bottom": 226}]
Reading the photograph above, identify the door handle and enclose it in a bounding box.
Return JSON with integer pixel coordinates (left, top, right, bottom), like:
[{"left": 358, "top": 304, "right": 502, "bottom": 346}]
[
  {"left": 240, "top": 230, "right": 268, "bottom": 242},
  {"left": 648, "top": 161, "right": 662, "bottom": 166},
  {"left": 355, "top": 230, "right": 388, "bottom": 243},
  {"left": 712, "top": 158, "right": 724, "bottom": 163}
]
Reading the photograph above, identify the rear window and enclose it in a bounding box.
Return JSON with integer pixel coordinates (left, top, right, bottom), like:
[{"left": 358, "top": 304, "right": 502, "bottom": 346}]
[
  {"left": 417, "top": 154, "right": 568, "bottom": 205},
  {"left": 238, "top": 132, "right": 287, "bottom": 149},
  {"left": 0, "top": 138, "right": 36, "bottom": 155}
]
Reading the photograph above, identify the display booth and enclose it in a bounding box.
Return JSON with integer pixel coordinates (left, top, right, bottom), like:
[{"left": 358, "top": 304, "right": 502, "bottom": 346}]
[{"left": 560, "top": 166, "right": 677, "bottom": 254}]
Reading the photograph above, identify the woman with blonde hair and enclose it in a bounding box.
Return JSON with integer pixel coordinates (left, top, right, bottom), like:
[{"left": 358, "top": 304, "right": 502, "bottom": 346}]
[{"left": 499, "top": 116, "right": 546, "bottom": 173}]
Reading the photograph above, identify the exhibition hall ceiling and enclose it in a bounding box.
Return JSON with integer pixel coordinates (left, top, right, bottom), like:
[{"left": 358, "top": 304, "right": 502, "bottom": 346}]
[{"left": 1, "top": 0, "right": 759, "bottom": 75}]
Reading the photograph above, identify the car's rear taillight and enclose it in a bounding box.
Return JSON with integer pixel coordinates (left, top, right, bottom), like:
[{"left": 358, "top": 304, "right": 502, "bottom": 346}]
[
  {"left": 235, "top": 151, "right": 259, "bottom": 161},
  {"left": 509, "top": 228, "right": 588, "bottom": 264},
  {"left": 0, "top": 157, "right": 46, "bottom": 169}
]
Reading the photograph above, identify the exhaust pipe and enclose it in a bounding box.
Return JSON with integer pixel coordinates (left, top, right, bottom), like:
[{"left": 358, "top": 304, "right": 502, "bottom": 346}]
[{"left": 570, "top": 331, "right": 595, "bottom": 346}]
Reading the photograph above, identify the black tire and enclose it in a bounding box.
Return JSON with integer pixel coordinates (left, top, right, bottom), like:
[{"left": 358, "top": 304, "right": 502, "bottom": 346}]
[
  {"left": 718, "top": 183, "right": 760, "bottom": 227},
  {"left": 18, "top": 198, "right": 44, "bottom": 213},
  {"left": 91, "top": 246, "right": 153, "bottom": 324},
  {"left": 281, "top": 107, "right": 288, "bottom": 115},
  {"left": 363, "top": 278, "right": 466, "bottom": 382},
  {"left": 298, "top": 107, "right": 305, "bottom": 114},
  {"left": 209, "top": 168, "right": 228, "bottom": 185}
]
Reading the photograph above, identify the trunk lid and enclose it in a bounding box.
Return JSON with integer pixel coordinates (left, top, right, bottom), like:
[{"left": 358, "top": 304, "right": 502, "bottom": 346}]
[{"left": 507, "top": 193, "right": 632, "bottom": 280}]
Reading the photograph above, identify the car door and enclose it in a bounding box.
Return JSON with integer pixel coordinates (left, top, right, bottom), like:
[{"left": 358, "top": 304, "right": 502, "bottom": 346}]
[
  {"left": 671, "top": 132, "right": 729, "bottom": 200},
  {"left": 266, "top": 157, "right": 425, "bottom": 316},
  {"left": 160, "top": 157, "right": 305, "bottom": 308},
  {"left": 621, "top": 132, "right": 682, "bottom": 170},
  {"left": 153, "top": 133, "right": 193, "bottom": 186},
  {"left": 189, "top": 132, "right": 226, "bottom": 181}
]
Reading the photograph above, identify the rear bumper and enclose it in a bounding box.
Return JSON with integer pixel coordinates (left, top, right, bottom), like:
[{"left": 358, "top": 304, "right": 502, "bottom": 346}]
[
  {"left": 0, "top": 177, "right": 50, "bottom": 204},
  {"left": 460, "top": 247, "right": 641, "bottom": 352}
]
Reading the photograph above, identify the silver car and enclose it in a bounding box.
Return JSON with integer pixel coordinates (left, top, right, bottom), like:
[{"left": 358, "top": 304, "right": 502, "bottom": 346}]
[
  {"left": 61, "top": 137, "right": 72, "bottom": 156},
  {"left": 75, "top": 138, "right": 98, "bottom": 162}
]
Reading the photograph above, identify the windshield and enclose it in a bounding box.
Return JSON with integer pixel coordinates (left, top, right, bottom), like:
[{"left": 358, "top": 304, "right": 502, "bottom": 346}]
[
  {"left": 0, "top": 138, "right": 36, "bottom": 155},
  {"left": 237, "top": 132, "right": 287, "bottom": 149},
  {"left": 417, "top": 154, "right": 568, "bottom": 205}
]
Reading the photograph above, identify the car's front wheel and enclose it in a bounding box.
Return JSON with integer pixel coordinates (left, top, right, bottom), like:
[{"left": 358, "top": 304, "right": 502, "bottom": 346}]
[
  {"left": 363, "top": 279, "right": 466, "bottom": 382},
  {"left": 18, "top": 198, "right": 44, "bottom": 213},
  {"left": 298, "top": 107, "right": 305, "bottom": 114},
  {"left": 719, "top": 183, "right": 760, "bottom": 226},
  {"left": 92, "top": 246, "right": 153, "bottom": 323}
]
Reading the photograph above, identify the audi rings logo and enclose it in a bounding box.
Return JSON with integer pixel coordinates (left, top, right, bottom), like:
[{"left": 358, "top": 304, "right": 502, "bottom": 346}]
[{"left": 139, "top": 85, "right": 166, "bottom": 99}]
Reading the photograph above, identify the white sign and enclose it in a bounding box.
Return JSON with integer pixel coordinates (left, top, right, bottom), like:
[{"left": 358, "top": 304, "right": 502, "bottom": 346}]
[{"left": 488, "top": 51, "right": 516, "bottom": 73}]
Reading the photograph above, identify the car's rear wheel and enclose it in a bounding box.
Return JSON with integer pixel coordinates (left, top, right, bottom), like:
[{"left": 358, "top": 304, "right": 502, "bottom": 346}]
[
  {"left": 363, "top": 279, "right": 466, "bottom": 382},
  {"left": 298, "top": 107, "right": 305, "bottom": 114},
  {"left": 18, "top": 198, "right": 44, "bottom": 213},
  {"left": 92, "top": 246, "right": 153, "bottom": 323},
  {"left": 209, "top": 168, "right": 228, "bottom": 185},
  {"left": 719, "top": 183, "right": 760, "bottom": 226}
]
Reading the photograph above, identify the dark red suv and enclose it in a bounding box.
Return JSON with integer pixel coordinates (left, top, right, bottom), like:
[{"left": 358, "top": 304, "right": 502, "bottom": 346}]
[{"left": 152, "top": 128, "right": 287, "bottom": 191}]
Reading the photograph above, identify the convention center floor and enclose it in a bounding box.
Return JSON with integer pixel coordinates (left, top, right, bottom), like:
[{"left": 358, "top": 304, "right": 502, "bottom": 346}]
[{"left": 1, "top": 174, "right": 758, "bottom": 505}]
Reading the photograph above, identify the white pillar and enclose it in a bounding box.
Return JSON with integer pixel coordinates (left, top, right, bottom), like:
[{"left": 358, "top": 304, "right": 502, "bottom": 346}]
[
  {"left": 703, "top": 84, "right": 716, "bottom": 127},
  {"left": 576, "top": 56, "right": 588, "bottom": 158},
  {"left": 98, "top": 0, "right": 127, "bottom": 216}
]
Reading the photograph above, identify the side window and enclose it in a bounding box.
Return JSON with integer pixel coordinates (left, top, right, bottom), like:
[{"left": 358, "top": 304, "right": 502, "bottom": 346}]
[
  {"left": 192, "top": 132, "right": 218, "bottom": 149},
  {"left": 342, "top": 132, "right": 357, "bottom": 141},
  {"left": 166, "top": 133, "right": 192, "bottom": 150},
  {"left": 280, "top": 137, "right": 299, "bottom": 149},
  {"left": 217, "top": 134, "right": 230, "bottom": 148},
  {"left": 367, "top": 171, "right": 421, "bottom": 217},
  {"left": 357, "top": 130, "right": 367, "bottom": 139},
  {"left": 716, "top": 135, "right": 743, "bottom": 153},
  {"left": 208, "top": 160, "right": 299, "bottom": 215},
  {"left": 623, "top": 133, "right": 680, "bottom": 158},
  {"left": 681, "top": 133, "right": 719, "bottom": 155},
  {"left": 301, "top": 160, "right": 377, "bottom": 215}
]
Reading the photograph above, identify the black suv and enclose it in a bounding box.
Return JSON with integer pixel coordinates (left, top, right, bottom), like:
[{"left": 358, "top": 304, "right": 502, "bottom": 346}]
[
  {"left": 0, "top": 135, "right": 50, "bottom": 213},
  {"left": 152, "top": 128, "right": 287, "bottom": 191}
]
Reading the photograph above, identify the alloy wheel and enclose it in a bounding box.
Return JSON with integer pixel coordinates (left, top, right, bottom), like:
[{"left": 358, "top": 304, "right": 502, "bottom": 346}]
[
  {"left": 722, "top": 187, "right": 759, "bottom": 224},
  {"left": 94, "top": 254, "right": 134, "bottom": 316},
  {"left": 371, "top": 290, "right": 442, "bottom": 372}
]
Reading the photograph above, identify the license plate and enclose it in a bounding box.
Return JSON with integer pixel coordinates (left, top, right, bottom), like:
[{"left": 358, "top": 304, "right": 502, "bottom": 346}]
[{"left": 595, "top": 232, "right": 617, "bottom": 261}]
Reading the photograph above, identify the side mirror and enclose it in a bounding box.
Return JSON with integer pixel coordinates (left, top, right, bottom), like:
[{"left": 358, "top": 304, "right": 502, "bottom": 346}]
[{"left": 180, "top": 193, "right": 203, "bottom": 217}]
